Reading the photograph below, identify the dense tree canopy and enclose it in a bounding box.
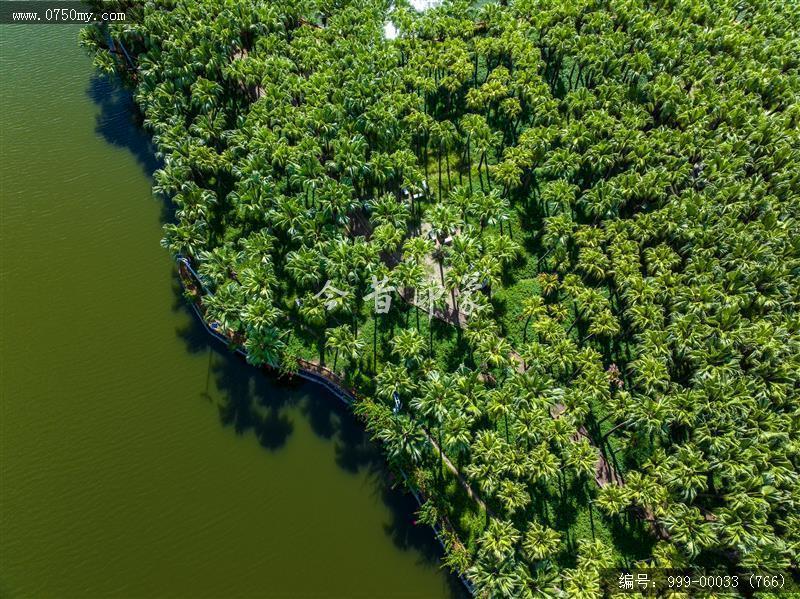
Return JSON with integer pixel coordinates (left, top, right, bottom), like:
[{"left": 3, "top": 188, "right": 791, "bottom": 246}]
[{"left": 84, "top": 0, "right": 799, "bottom": 595}]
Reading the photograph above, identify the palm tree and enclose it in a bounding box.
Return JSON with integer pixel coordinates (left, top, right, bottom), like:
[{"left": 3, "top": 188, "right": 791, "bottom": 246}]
[
  {"left": 561, "top": 566, "right": 601, "bottom": 599},
  {"left": 285, "top": 247, "right": 323, "bottom": 289},
  {"left": 240, "top": 298, "right": 281, "bottom": 334},
  {"left": 460, "top": 113, "right": 488, "bottom": 193},
  {"left": 537, "top": 272, "right": 559, "bottom": 299},
  {"left": 438, "top": 120, "right": 459, "bottom": 191},
  {"left": 298, "top": 294, "right": 327, "bottom": 329},
  {"left": 391, "top": 328, "right": 426, "bottom": 368},
  {"left": 492, "top": 158, "right": 523, "bottom": 201},
  {"left": 376, "top": 363, "right": 417, "bottom": 403},
  {"left": 521, "top": 295, "right": 546, "bottom": 342},
  {"left": 391, "top": 259, "right": 425, "bottom": 327},
  {"left": 161, "top": 221, "right": 208, "bottom": 259},
  {"left": 190, "top": 77, "right": 222, "bottom": 115},
  {"left": 411, "top": 372, "right": 454, "bottom": 486},
  {"left": 368, "top": 193, "right": 410, "bottom": 229},
  {"left": 442, "top": 411, "right": 473, "bottom": 466},
  {"left": 379, "top": 414, "right": 426, "bottom": 465},
  {"left": 371, "top": 223, "right": 404, "bottom": 254},
  {"left": 467, "top": 559, "right": 521, "bottom": 599},
  {"left": 526, "top": 443, "right": 561, "bottom": 485},
  {"left": 426, "top": 202, "right": 460, "bottom": 283},
  {"left": 477, "top": 335, "right": 513, "bottom": 374},
  {"left": 401, "top": 236, "right": 433, "bottom": 264},
  {"left": 404, "top": 109, "right": 434, "bottom": 182},
  {"left": 595, "top": 483, "right": 632, "bottom": 518},
  {"left": 449, "top": 185, "right": 474, "bottom": 223},
  {"left": 578, "top": 538, "right": 614, "bottom": 573},
  {"left": 565, "top": 438, "right": 598, "bottom": 482},
  {"left": 244, "top": 327, "right": 286, "bottom": 368},
  {"left": 427, "top": 202, "right": 461, "bottom": 245},
  {"left": 660, "top": 504, "right": 716, "bottom": 558},
  {"left": 478, "top": 518, "right": 521, "bottom": 563},
  {"left": 522, "top": 522, "right": 561, "bottom": 563},
  {"left": 325, "top": 325, "right": 363, "bottom": 374},
  {"left": 488, "top": 388, "right": 514, "bottom": 443},
  {"left": 497, "top": 479, "right": 530, "bottom": 516}
]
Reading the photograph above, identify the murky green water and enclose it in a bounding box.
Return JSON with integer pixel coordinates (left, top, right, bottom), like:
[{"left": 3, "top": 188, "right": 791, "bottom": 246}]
[{"left": 0, "top": 25, "right": 463, "bottom": 599}]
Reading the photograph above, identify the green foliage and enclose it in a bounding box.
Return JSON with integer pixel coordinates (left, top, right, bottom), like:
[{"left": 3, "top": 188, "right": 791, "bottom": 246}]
[{"left": 87, "top": 0, "right": 800, "bottom": 590}]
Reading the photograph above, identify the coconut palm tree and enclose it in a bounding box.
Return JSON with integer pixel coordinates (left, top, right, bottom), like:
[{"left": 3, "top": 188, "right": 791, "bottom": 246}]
[
  {"left": 521, "top": 296, "right": 546, "bottom": 342},
  {"left": 411, "top": 372, "right": 455, "bottom": 486},
  {"left": 379, "top": 414, "right": 427, "bottom": 466},
  {"left": 376, "top": 363, "right": 417, "bottom": 404},
  {"left": 325, "top": 324, "right": 363, "bottom": 374},
  {"left": 522, "top": 522, "right": 561, "bottom": 563},
  {"left": 93, "top": 0, "right": 800, "bottom": 583},
  {"left": 391, "top": 328, "right": 426, "bottom": 368},
  {"left": 244, "top": 327, "right": 286, "bottom": 368}
]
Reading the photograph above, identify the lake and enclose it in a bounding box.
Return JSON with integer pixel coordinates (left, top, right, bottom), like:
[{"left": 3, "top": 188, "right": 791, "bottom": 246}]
[{"left": 0, "top": 24, "right": 464, "bottom": 599}]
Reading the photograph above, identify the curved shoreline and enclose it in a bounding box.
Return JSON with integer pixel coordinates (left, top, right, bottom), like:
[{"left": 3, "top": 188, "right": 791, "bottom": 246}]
[{"left": 176, "top": 257, "right": 475, "bottom": 596}]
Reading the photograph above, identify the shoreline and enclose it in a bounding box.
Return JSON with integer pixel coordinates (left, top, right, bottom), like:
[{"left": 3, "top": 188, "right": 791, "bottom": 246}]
[{"left": 176, "top": 256, "right": 476, "bottom": 597}]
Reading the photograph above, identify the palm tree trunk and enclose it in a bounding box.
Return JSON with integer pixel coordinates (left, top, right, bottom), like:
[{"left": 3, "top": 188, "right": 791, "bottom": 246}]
[
  {"left": 438, "top": 426, "right": 445, "bottom": 492},
  {"left": 601, "top": 419, "right": 629, "bottom": 442},
  {"left": 373, "top": 315, "right": 378, "bottom": 372},
  {"left": 437, "top": 144, "right": 443, "bottom": 201},
  {"left": 523, "top": 316, "right": 531, "bottom": 342},
  {"left": 466, "top": 137, "right": 473, "bottom": 193},
  {"left": 477, "top": 152, "right": 485, "bottom": 192},
  {"left": 566, "top": 306, "right": 584, "bottom": 335},
  {"left": 423, "top": 138, "right": 429, "bottom": 183}
]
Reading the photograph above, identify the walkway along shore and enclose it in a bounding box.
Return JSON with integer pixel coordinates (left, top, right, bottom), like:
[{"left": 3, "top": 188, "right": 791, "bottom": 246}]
[{"left": 176, "top": 256, "right": 476, "bottom": 595}]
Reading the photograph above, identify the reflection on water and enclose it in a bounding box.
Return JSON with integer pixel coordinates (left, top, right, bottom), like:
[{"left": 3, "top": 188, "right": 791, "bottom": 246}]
[
  {"left": 173, "top": 275, "right": 466, "bottom": 596},
  {"left": 88, "top": 73, "right": 161, "bottom": 175}
]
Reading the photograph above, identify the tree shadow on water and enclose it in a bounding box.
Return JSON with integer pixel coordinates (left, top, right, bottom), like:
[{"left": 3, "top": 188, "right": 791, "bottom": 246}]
[
  {"left": 173, "top": 303, "right": 467, "bottom": 597},
  {"left": 87, "top": 74, "right": 160, "bottom": 176},
  {"left": 171, "top": 300, "right": 294, "bottom": 447},
  {"left": 173, "top": 290, "right": 211, "bottom": 354},
  {"left": 299, "top": 380, "right": 470, "bottom": 598},
  {"left": 211, "top": 347, "right": 296, "bottom": 450},
  {"left": 94, "top": 62, "right": 470, "bottom": 594},
  {"left": 86, "top": 74, "right": 177, "bottom": 224},
  {"left": 83, "top": 113, "right": 474, "bottom": 590}
]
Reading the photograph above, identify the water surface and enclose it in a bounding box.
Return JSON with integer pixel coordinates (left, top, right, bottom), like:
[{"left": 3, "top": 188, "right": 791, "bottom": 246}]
[{"left": 0, "top": 24, "right": 463, "bottom": 599}]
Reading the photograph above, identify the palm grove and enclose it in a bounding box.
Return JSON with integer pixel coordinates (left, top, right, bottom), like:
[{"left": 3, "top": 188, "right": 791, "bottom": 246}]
[{"left": 82, "top": 0, "right": 799, "bottom": 595}]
